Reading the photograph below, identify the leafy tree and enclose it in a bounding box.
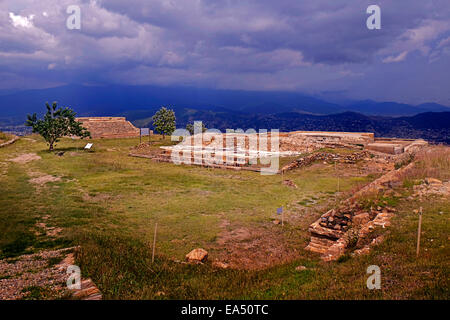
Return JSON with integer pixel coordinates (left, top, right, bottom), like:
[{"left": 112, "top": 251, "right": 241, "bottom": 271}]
[
  {"left": 26, "top": 102, "right": 91, "bottom": 151},
  {"left": 186, "top": 121, "right": 207, "bottom": 135},
  {"left": 152, "top": 106, "right": 176, "bottom": 139}
]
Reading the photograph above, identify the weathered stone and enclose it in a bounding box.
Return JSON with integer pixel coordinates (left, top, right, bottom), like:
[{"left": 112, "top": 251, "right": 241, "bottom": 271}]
[
  {"left": 309, "top": 221, "right": 343, "bottom": 239},
  {"left": 282, "top": 179, "right": 298, "bottom": 188},
  {"left": 353, "top": 213, "right": 370, "bottom": 226},
  {"left": 186, "top": 248, "right": 208, "bottom": 263},
  {"left": 295, "top": 265, "right": 307, "bottom": 271},
  {"left": 212, "top": 261, "right": 230, "bottom": 269},
  {"left": 425, "top": 177, "right": 442, "bottom": 185}
]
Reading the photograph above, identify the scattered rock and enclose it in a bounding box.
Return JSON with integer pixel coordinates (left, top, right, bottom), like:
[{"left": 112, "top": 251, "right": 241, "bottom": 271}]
[
  {"left": 212, "top": 261, "right": 230, "bottom": 269},
  {"left": 282, "top": 179, "right": 298, "bottom": 188},
  {"left": 371, "top": 235, "right": 384, "bottom": 246},
  {"left": 353, "top": 213, "right": 370, "bottom": 226},
  {"left": 295, "top": 265, "right": 307, "bottom": 271},
  {"left": 412, "top": 179, "right": 450, "bottom": 198},
  {"left": 425, "top": 177, "right": 442, "bottom": 185},
  {"left": 352, "top": 246, "right": 371, "bottom": 256},
  {"left": 186, "top": 248, "right": 208, "bottom": 263}
]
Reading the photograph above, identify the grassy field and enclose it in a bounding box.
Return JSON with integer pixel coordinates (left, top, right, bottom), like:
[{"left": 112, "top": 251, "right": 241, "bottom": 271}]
[
  {"left": 0, "top": 131, "right": 12, "bottom": 144},
  {"left": 0, "top": 135, "right": 448, "bottom": 299}
]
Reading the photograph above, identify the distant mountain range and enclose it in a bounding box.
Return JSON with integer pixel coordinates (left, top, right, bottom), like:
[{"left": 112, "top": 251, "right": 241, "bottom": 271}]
[
  {"left": 0, "top": 84, "right": 448, "bottom": 143},
  {"left": 129, "top": 109, "right": 450, "bottom": 144}
]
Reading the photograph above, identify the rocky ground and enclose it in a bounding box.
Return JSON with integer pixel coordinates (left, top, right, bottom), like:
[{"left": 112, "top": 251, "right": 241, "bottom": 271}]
[
  {"left": 0, "top": 248, "right": 74, "bottom": 300},
  {"left": 0, "top": 247, "right": 102, "bottom": 300}
]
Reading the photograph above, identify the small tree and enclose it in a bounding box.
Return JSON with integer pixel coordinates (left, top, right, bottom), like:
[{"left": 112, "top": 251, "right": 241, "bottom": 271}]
[
  {"left": 26, "top": 102, "right": 91, "bottom": 151},
  {"left": 152, "top": 106, "right": 176, "bottom": 139},
  {"left": 186, "top": 121, "right": 207, "bottom": 135}
]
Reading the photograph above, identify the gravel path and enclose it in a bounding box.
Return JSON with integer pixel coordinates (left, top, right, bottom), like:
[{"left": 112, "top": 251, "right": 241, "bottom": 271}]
[{"left": 0, "top": 248, "right": 75, "bottom": 300}]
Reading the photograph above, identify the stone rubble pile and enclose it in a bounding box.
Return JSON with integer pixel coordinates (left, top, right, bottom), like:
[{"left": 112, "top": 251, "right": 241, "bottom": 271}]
[
  {"left": 305, "top": 157, "right": 419, "bottom": 261},
  {"left": 412, "top": 178, "right": 450, "bottom": 198},
  {"left": 306, "top": 201, "right": 397, "bottom": 261}
]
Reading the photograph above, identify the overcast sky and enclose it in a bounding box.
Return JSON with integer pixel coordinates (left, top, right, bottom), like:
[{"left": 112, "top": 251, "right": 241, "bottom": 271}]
[{"left": 1, "top": 0, "right": 449, "bottom": 105}]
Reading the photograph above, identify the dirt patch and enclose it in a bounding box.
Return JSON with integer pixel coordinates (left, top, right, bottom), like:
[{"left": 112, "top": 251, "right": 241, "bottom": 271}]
[
  {"left": 81, "top": 192, "right": 112, "bottom": 202},
  {"left": 212, "top": 192, "right": 345, "bottom": 270},
  {"left": 33, "top": 219, "right": 63, "bottom": 238},
  {"left": 29, "top": 175, "right": 61, "bottom": 186},
  {"left": 214, "top": 222, "right": 303, "bottom": 270},
  {"left": 9, "top": 153, "right": 41, "bottom": 164}
]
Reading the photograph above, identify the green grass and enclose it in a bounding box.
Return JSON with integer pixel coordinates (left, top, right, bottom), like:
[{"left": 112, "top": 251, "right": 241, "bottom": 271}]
[
  {"left": 0, "top": 131, "right": 12, "bottom": 143},
  {"left": 0, "top": 135, "right": 448, "bottom": 299}
]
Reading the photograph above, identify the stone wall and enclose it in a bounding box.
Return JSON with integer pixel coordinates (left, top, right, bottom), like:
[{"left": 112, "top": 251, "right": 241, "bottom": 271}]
[
  {"left": 76, "top": 117, "right": 140, "bottom": 139},
  {"left": 367, "top": 138, "right": 428, "bottom": 155},
  {"left": 288, "top": 131, "right": 374, "bottom": 145},
  {"left": 280, "top": 151, "right": 371, "bottom": 173}
]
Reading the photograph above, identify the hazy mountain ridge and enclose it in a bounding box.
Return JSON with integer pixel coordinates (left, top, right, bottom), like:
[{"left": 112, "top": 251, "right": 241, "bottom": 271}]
[
  {"left": 0, "top": 85, "right": 448, "bottom": 122},
  {"left": 129, "top": 109, "right": 450, "bottom": 144},
  {"left": 0, "top": 85, "right": 448, "bottom": 143}
]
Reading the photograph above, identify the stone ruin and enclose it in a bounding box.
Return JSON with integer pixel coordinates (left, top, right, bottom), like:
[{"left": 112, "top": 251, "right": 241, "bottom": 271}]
[
  {"left": 130, "top": 129, "right": 427, "bottom": 174},
  {"left": 305, "top": 157, "right": 427, "bottom": 261},
  {"left": 366, "top": 138, "right": 428, "bottom": 155},
  {"left": 76, "top": 117, "right": 140, "bottom": 139},
  {"left": 156, "top": 130, "right": 375, "bottom": 168}
]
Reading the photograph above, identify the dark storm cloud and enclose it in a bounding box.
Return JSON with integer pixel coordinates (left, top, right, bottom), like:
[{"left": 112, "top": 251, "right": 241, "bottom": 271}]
[{"left": 0, "top": 0, "right": 449, "bottom": 103}]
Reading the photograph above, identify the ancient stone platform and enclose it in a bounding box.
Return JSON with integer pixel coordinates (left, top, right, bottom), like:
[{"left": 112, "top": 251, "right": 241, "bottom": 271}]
[{"left": 76, "top": 117, "right": 140, "bottom": 139}]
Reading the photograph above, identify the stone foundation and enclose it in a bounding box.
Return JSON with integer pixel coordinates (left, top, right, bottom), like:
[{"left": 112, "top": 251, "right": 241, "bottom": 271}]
[{"left": 367, "top": 138, "right": 427, "bottom": 155}]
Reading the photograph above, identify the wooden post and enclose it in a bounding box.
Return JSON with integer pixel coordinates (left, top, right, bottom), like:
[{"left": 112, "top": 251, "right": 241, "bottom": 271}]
[
  {"left": 335, "top": 161, "right": 340, "bottom": 192},
  {"left": 335, "top": 162, "right": 338, "bottom": 204},
  {"left": 416, "top": 207, "right": 422, "bottom": 257},
  {"left": 139, "top": 128, "right": 142, "bottom": 144},
  {"left": 152, "top": 223, "right": 158, "bottom": 263}
]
